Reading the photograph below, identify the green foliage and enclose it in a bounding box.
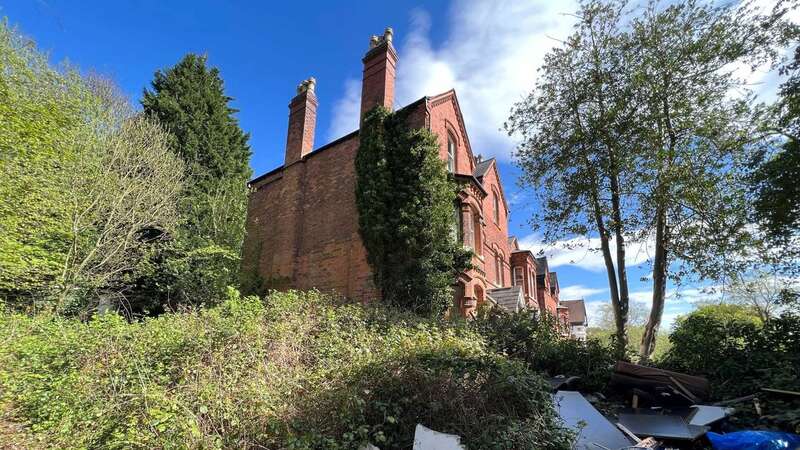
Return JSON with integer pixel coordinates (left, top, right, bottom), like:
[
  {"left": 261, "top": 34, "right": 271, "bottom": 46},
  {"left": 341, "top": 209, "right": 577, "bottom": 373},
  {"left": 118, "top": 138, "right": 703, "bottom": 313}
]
[
  {"left": 0, "top": 21, "right": 184, "bottom": 309},
  {"left": 660, "top": 304, "right": 800, "bottom": 431},
  {"left": 139, "top": 53, "right": 252, "bottom": 309},
  {"left": 472, "top": 307, "right": 616, "bottom": 392},
  {"left": 355, "top": 106, "right": 471, "bottom": 316},
  {"left": 587, "top": 325, "right": 671, "bottom": 362},
  {"left": 0, "top": 290, "right": 573, "bottom": 449}
]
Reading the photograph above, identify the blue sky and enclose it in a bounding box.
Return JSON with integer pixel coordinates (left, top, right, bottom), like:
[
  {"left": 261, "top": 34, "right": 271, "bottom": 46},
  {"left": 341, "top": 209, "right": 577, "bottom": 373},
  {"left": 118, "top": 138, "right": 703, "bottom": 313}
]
[{"left": 3, "top": 0, "right": 791, "bottom": 328}]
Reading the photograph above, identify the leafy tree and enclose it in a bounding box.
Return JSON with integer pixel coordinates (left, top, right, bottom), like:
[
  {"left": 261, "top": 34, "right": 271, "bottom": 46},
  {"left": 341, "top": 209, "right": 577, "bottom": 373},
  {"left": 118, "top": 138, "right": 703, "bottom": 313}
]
[
  {"left": 627, "top": 0, "right": 794, "bottom": 362},
  {"left": 722, "top": 271, "right": 800, "bottom": 322},
  {"left": 140, "top": 54, "right": 252, "bottom": 307},
  {"left": 595, "top": 301, "right": 649, "bottom": 329},
  {"left": 508, "top": 0, "right": 794, "bottom": 363},
  {"left": 0, "top": 21, "right": 184, "bottom": 311},
  {"left": 506, "top": 1, "right": 637, "bottom": 359},
  {"left": 355, "top": 106, "right": 470, "bottom": 316},
  {"left": 751, "top": 46, "right": 800, "bottom": 273}
]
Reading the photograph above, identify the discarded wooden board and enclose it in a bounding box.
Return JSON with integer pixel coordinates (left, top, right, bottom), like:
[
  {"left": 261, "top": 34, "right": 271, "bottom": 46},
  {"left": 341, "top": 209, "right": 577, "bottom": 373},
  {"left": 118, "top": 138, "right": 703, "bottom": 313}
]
[
  {"left": 554, "top": 391, "right": 635, "bottom": 450},
  {"left": 611, "top": 361, "right": 710, "bottom": 401},
  {"left": 413, "top": 424, "right": 464, "bottom": 450}
]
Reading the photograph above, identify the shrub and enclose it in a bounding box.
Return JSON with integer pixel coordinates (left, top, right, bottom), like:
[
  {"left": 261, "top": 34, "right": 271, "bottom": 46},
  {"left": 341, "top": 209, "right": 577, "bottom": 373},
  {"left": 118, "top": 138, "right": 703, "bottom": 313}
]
[
  {"left": 472, "top": 307, "right": 616, "bottom": 392},
  {"left": 660, "top": 305, "right": 800, "bottom": 431},
  {"left": 0, "top": 290, "right": 573, "bottom": 449}
]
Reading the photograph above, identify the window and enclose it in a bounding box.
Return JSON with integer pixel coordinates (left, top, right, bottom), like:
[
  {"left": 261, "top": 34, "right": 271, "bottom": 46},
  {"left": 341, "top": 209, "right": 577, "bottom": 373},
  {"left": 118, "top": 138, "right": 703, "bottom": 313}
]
[
  {"left": 493, "top": 191, "right": 500, "bottom": 224},
  {"left": 495, "top": 253, "right": 504, "bottom": 287},
  {"left": 473, "top": 214, "right": 482, "bottom": 255},
  {"left": 451, "top": 203, "right": 462, "bottom": 244},
  {"left": 447, "top": 133, "right": 456, "bottom": 173},
  {"left": 464, "top": 209, "right": 474, "bottom": 249},
  {"left": 514, "top": 267, "right": 524, "bottom": 287}
]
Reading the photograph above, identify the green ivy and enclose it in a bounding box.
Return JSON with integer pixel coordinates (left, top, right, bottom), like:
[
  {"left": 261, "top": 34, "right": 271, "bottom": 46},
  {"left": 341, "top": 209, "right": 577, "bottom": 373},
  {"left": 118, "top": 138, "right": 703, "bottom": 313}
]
[{"left": 355, "top": 106, "right": 471, "bottom": 316}]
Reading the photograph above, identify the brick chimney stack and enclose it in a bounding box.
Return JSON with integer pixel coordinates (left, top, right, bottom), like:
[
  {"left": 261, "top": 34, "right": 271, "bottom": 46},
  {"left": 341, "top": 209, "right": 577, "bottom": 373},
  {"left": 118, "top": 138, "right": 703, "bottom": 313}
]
[
  {"left": 360, "top": 27, "right": 398, "bottom": 120},
  {"left": 284, "top": 77, "right": 318, "bottom": 166}
]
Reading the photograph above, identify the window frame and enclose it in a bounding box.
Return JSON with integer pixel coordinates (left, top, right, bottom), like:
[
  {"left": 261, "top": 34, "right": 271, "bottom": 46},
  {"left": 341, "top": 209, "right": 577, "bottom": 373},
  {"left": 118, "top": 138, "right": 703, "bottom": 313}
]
[{"left": 447, "top": 132, "right": 456, "bottom": 173}]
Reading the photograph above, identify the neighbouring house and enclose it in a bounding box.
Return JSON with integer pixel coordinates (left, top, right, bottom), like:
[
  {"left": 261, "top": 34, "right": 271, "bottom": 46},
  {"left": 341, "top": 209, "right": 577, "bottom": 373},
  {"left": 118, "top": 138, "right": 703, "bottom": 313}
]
[
  {"left": 242, "top": 27, "right": 566, "bottom": 318},
  {"left": 561, "top": 299, "right": 588, "bottom": 341}
]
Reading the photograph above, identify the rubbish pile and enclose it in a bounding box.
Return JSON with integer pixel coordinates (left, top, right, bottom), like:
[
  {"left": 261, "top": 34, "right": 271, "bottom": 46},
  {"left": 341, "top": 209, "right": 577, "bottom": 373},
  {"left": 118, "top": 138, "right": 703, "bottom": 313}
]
[{"left": 553, "top": 361, "right": 800, "bottom": 450}]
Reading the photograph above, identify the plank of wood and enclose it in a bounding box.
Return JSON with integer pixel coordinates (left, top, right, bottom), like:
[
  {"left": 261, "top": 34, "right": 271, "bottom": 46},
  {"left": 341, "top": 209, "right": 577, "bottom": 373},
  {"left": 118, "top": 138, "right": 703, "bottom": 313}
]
[{"left": 761, "top": 388, "right": 800, "bottom": 397}]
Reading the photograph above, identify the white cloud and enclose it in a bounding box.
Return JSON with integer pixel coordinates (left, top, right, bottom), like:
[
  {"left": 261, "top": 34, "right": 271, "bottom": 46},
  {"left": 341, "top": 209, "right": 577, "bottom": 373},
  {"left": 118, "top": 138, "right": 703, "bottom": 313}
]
[
  {"left": 327, "top": 0, "right": 580, "bottom": 156},
  {"left": 327, "top": 79, "right": 361, "bottom": 141},
  {"left": 517, "top": 233, "right": 655, "bottom": 272},
  {"left": 559, "top": 284, "right": 607, "bottom": 300}
]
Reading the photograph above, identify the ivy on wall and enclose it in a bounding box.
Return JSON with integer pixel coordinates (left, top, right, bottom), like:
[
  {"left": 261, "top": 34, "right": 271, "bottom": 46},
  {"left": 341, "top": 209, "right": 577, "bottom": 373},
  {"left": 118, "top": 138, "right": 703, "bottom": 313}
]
[{"left": 355, "top": 106, "right": 471, "bottom": 316}]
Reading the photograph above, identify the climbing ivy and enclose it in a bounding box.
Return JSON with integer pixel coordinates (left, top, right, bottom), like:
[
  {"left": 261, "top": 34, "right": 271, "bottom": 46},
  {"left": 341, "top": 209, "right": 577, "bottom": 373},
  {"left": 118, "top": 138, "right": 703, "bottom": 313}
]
[{"left": 355, "top": 106, "right": 471, "bottom": 316}]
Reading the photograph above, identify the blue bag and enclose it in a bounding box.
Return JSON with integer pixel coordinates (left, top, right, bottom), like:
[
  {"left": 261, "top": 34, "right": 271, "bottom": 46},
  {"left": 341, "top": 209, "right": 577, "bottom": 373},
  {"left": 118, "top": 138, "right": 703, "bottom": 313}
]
[{"left": 707, "top": 431, "right": 800, "bottom": 450}]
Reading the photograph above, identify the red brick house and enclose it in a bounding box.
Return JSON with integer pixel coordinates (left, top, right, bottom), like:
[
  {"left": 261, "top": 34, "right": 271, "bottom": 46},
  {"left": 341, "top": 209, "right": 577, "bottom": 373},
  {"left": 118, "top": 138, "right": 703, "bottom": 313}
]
[{"left": 243, "top": 28, "right": 564, "bottom": 317}]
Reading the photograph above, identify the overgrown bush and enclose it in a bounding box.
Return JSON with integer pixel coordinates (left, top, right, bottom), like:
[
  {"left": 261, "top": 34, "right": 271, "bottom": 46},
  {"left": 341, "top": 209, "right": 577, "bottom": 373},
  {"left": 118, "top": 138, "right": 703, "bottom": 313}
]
[
  {"left": 0, "top": 290, "right": 573, "bottom": 449},
  {"left": 472, "top": 307, "right": 616, "bottom": 392},
  {"left": 660, "top": 304, "right": 800, "bottom": 431},
  {"left": 355, "top": 106, "right": 471, "bottom": 316}
]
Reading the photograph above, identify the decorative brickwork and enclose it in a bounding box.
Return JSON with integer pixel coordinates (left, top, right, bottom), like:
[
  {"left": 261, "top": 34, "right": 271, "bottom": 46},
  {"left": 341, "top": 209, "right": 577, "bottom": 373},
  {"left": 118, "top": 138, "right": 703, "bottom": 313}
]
[{"left": 243, "top": 28, "right": 567, "bottom": 318}]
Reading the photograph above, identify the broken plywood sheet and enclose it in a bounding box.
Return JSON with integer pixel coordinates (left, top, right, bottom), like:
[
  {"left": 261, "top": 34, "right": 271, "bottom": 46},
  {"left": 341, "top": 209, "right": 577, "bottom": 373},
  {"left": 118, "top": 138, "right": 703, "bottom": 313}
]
[
  {"left": 413, "top": 424, "right": 464, "bottom": 450},
  {"left": 554, "top": 391, "right": 635, "bottom": 450}
]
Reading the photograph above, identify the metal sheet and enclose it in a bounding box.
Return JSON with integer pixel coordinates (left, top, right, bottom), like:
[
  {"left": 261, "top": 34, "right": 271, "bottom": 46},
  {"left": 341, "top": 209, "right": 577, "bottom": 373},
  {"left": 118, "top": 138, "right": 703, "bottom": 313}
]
[
  {"left": 554, "top": 391, "right": 635, "bottom": 450},
  {"left": 686, "top": 405, "right": 731, "bottom": 426},
  {"left": 618, "top": 412, "right": 707, "bottom": 440}
]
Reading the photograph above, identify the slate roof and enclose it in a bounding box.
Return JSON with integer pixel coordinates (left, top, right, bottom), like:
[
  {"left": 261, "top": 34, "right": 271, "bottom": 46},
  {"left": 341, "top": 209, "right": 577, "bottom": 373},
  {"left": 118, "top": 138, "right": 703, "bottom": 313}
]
[
  {"left": 561, "top": 299, "right": 587, "bottom": 325},
  {"left": 549, "top": 272, "right": 559, "bottom": 291},
  {"left": 534, "top": 257, "right": 549, "bottom": 275},
  {"left": 508, "top": 236, "right": 519, "bottom": 250},
  {"left": 487, "top": 286, "right": 524, "bottom": 312},
  {"left": 473, "top": 158, "right": 494, "bottom": 179}
]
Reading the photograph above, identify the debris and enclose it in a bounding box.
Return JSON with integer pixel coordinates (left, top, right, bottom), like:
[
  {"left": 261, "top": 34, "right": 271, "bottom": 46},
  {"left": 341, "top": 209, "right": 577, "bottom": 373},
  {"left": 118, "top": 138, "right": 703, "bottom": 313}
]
[
  {"left": 549, "top": 375, "right": 581, "bottom": 391},
  {"left": 707, "top": 430, "right": 800, "bottom": 450},
  {"left": 713, "top": 394, "right": 757, "bottom": 406},
  {"left": 611, "top": 362, "right": 710, "bottom": 403},
  {"left": 617, "top": 412, "right": 707, "bottom": 441},
  {"left": 359, "top": 444, "right": 380, "bottom": 450},
  {"left": 413, "top": 424, "right": 464, "bottom": 450},
  {"left": 634, "top": 437, "right": 659, "bottom": 448},
  {"left": 554, "top": 391, "right": 635, "bottom": 450},
  {"left": 760, "top": 387, "right": 800, "bottom": 397},
  {"left": 686, "top": 405, "right": 732, "bottom": 426}
]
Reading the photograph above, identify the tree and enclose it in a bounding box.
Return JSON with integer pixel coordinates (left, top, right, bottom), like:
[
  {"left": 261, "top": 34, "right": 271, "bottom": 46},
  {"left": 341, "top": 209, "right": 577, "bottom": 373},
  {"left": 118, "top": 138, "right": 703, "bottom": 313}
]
[
  {"left": 140, "top": 54, "right": 252, "bottom": 306},
  {"left": 507, "top": 0, "right": 795, "bottom": 363},
  {"left": 627, "top": 0, "right": 794, "bottom": 362},
  {"left": 355, "top": 106, "right": 471, "bottom": 316},
  {"left": 724, "top": 272, "right": 799, "bottom": 322},
  {"left": 751, "top": 46, "right": 800, "bottom": 273},
  {"left": 596, "top": 301, "right": 649, "bottom": 329},
  {"left": 507, "top": 1, "right": 643, "bottom": 359},
  {"left": 0, "top": 22, "right": 185, "bottom": 312}
]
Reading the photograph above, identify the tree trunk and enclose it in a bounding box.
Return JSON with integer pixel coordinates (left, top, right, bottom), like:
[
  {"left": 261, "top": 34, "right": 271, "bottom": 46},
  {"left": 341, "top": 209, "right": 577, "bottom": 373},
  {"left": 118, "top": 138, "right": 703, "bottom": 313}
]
[
  {"left": 609, "top": 171, "right": 630, "bottom": 360},
  {"left": 640, "top": 205, "right": 668, "bottom": 364},
  {"left": 591, "top": 193, "right": 627, "bottom": 359}
]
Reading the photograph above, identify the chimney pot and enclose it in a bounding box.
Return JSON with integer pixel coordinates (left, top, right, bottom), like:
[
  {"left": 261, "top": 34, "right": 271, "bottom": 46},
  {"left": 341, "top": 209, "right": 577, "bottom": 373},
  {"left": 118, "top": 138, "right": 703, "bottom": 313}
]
[
  {"left": 360, "top": 26, "right": 398, "bottom": 121},
  {"left": 285, "top": 77, "right": 318, "bottom": 165}
]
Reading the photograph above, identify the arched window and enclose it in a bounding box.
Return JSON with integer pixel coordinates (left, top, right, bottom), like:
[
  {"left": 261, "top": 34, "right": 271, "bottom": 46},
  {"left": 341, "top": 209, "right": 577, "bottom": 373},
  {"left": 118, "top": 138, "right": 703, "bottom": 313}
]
[
  {"left": 451, "top": 202, "right": 462, "bottom": 244},
  {"left": 495, "top": 252, "right": 504, "bottom": 287},
  {"left": 493, "top": 191, "right": 500, "bottom": 224},
  {"left": 473, "top": 213, "right": 482, "bottom": 255},
  {"left": 464, "top": 209, "right": 475, "bottom": 249},
  {"left": 447, "top": 132, "right": 456, "bottom": 173},
  {"left": 514, "top": 267, "right": 524, "bottom": 287}
]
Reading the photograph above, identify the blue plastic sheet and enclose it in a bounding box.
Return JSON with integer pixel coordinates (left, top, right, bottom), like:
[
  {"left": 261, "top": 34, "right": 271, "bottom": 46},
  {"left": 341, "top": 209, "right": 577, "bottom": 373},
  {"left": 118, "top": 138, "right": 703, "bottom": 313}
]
[{"left": 707, "top": 431, "right": 800, "bottom": 450}]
